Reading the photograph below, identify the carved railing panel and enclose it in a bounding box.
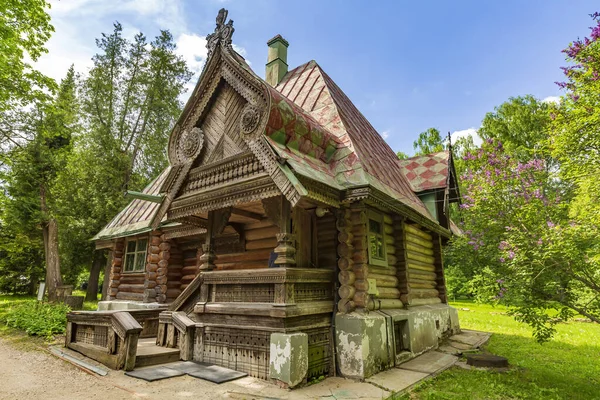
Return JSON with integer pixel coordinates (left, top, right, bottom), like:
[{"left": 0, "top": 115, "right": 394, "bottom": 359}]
[{"left": 66, "top": 311, "right": 146, "bottom": 371}]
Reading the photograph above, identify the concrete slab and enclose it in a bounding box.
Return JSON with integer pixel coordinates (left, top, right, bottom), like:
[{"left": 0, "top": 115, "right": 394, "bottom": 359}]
[
  {"left": 397, "top": 351, "right": 458, "bottom": 374},
  {"left": 366, "top": 368, "right": 428, "bottom": 393},
  {"left": 294, "top": 377, "right": 391, "bottom": 400},
  {"left": 450, "top": 330, "right": 491, "bottom": 347},
  {"left": 447, "top": 340, "right": 473, "bottom": 350}
]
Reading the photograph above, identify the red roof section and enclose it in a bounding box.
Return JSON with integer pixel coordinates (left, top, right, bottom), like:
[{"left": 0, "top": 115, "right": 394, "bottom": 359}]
[
  {"left": 275, "top": 60, "right": 429, "bottom": 215},
  {"left": 398, "top": 151, "right": 450, "bottom": 192}
]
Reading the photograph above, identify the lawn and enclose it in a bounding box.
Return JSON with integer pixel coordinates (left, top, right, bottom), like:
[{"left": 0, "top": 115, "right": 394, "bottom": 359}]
[{"left": 400, "top": 301, "right": 600, "bottom": 400}]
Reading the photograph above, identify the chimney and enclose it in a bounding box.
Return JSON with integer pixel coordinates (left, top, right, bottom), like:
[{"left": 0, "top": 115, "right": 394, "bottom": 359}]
[{"left": 266, "top": 34, "right": 289, "bottom": 86}]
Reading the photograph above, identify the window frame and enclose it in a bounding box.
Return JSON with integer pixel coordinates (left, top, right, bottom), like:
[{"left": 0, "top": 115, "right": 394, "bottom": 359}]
[
  {"left": 367, "top": 210, "right": 388, "bottom": 267},
  {"left": 122, "top": 237, "right": 148, "bottom": 273}
]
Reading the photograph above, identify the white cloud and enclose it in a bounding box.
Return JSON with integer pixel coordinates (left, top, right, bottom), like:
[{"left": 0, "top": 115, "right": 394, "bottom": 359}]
[
  {"left": 450, "top": 127, "right": 482, "bottom": 147},
  {"left": 381, "top": 130, "right": 390, "bottom": 139},
  {"left": 542, "top": 96, "right": 561, "bottom": 104},
  {"left": 176, "top": 33, "right": 208, "bottom": 75}
]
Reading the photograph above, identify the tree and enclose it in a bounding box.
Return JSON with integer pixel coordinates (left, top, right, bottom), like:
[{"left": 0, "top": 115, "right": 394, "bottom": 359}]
[
  {"left": 396, "top": 151, "right": 409, "bottom": 160},
  {"left": 55, "top": 24, "right": 193, "bottom": 300},
  {"left": 0, "top": 0, "right": 55, "bottom": 116},
  {"left": 449, "top": 139, "right": 595, "bottom": 341},
  {"left": 552, "top": 12, "right": 600, "bottom": 227},
  {"left": 479, "top": 95, "right": 553, "bottom": 163},
  {"left": 0, "top": 67, "right": 77, "bottom": 300},
  {"left": 413, "top": 128, "right": 445, "bottom": 155}
]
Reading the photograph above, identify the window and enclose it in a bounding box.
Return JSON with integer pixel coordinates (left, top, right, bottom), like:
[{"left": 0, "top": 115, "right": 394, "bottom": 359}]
[
  {"left": 368, "top": 211, "right": 387, "bottom": 266},
  {"left": 123, "top": 238, "right": 148, "bottom": 273}
]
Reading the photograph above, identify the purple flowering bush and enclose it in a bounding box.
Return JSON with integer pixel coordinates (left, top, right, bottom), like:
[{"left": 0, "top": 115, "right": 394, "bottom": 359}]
[{"left": 447, "top": 138, "right": 600, "bottom": 342}]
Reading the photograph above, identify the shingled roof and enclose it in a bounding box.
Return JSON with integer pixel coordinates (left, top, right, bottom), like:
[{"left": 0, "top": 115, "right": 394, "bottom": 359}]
[
  {"left": 398, "top": 151, "right": 451, "bottom": 193},
  {"left": 92, "top": 169, "right": 170, "bottom": 240},
  {"left": 273, "top": 60, "right": 432, "bottom": 218}
]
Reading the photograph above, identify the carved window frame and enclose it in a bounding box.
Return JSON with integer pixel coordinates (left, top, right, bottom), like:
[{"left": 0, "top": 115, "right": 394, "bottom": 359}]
[
  {"left": 367, "top": 210, "right": 387, "bottom": 267},
  {"left": 123, "top": 237, "right": 148, "bottom": 273}
]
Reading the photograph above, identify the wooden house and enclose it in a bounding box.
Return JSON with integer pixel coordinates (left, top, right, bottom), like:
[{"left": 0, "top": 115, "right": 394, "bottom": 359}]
[{"left": 69, "top": 9, "right": 460, "bottom": 386}]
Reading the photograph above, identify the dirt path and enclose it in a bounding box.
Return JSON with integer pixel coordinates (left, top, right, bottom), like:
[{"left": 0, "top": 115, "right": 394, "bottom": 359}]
[{"left": 0, "top": 337, "right": 133, "bottom": 400}]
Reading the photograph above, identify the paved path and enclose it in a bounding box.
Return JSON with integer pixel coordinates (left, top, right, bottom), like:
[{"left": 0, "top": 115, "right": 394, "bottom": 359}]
[{"left": 0, "top": 330, "right": 490, "bottom": 400}]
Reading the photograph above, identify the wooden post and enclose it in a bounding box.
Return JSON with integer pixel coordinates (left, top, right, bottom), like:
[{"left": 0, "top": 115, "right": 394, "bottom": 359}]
[
  {"left": 274, "top": 197, "right": 296, "bottom": 268},
  {"left": 198, "top": 211, "right": 216, "bottom": 271}
]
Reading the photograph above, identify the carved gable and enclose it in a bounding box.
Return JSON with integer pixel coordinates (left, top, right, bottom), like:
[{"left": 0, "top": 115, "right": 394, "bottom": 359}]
[{"left": 196, "top": 81, "right": 250, "bottom": 167}]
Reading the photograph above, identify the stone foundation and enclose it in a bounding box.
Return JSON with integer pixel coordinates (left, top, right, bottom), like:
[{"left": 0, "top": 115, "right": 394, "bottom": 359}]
[{"left": 335, "top": 304, "right": 460, "bottom": 380}]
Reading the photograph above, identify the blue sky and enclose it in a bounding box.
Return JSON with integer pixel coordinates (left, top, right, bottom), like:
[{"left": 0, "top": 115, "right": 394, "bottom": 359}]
[{"left": 40, "top": 0, "right": 598, "bottom": 155}]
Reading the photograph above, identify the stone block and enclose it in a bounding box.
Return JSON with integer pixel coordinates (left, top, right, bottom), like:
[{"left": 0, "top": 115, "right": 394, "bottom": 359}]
[
  {"left": 335, "top": 312, "right": 392, "bottom": 380},
  {"left": 269, "top": 332, "right": 308, "bottom": 388}
]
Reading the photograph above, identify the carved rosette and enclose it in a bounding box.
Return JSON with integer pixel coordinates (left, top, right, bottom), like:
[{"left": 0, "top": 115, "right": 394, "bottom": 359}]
[
  {"left": 177, "top": 127, "right": 204, "bottom": 163},
  {"left": 240, "top": 103, "right": 262, "bottom": 138},
  {"left": 273, "top": 233, "right": 296, "bottom": 267}
]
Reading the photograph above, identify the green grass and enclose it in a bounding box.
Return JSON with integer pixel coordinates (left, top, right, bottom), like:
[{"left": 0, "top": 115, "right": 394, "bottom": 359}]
[
  {"left": 0, "top": 292, "right": 99, "bottom": 341},
  {"left": 399, "top": 301, "right": 600, "bottom": 400}
]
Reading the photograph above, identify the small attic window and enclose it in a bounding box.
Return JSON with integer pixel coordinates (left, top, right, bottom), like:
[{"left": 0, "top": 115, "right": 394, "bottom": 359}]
[
  {"left": 368, "top": 211, "right": 387, "bottom": 267},
  {"left": 123, "top": 238, "right": 148, "bottom": 273}
]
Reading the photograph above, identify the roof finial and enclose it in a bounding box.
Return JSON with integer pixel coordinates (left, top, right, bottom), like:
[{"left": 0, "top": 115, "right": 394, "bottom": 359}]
[{"left": 206, "top": 8, "right": 235, "bottom": 57}]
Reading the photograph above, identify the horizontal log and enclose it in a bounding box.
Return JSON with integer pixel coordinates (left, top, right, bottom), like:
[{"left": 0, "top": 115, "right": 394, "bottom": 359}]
[
  {"left": 147, "top": 254, "right": 160, "bottom": 264},
  {"left": 350, "top": 210, "right": 366, "bottom": 225},
  {"left": 405, "top": 224, "right": 432, "bottom": 241},
  {"left": 369, "top": 265, "right": 397, "bottom": 276},
  {"left": 245, "top": 237, "right": 277, "bottom": 251},
  {"left": 385, "top": 244, "right": 396, "bottom": 255},
  {"left": 406, "top": 242, "right": 434, "bottom": 257},
  {"left": 387, "top": 254, "right": 398, "bottom": 266},
  {"left": 409, "top": 297, "right": 442, "bottom": 306},
  {"left": 337, "top": 298, "right": 355, "bottom": 313},
  {"left": 406, "top": 251, "right": 435, "bottom": 265},
  {"left": 149, "top": 245, "right": 160, "bottom": 254},
  {"left": 370, "top": 299, "right": 403, "bottom": 310},
  {"left": 317, "top": 228, "right": 337, "bottom": 238},
  {"left": 374, "top": 287, "right": 400, "bottom": 298},
  {"left": 383, "top": 214, "right": 393, "bottom": 225},
  {"left": 159, "top": 242, "right": 171, "bottom": 251},
  {"left": 244, "top": 219, "right": 273, "bottom": 230},
  {"left": 119, "top": 275, "right": 145, "bottom": 284},
  {"left": 337, "top": 231, "right": 353, "bottom": 244},
  {"left": 370, "top": 273, "right": 398, "bottom": 287},
  {"left": 216, "top": 249, "right": 271, "bottom": 263},
  {"left": 353, "top": 264, "right": 368, "bottom": 280},
  {"left": 410, "top": 288, "right": 439, "bottom": 299},
  {"left": 337, "top": 243, "right": 350, "bottom": 258},
  {"left": 115, "top": 292, "right": 144, "bottom": 301},
  {"left": 338, "top": 257, "right": 353, "bottom": 271},
  {"left": 150, "top": 236, "right": 161, "bottom": 246},
  {"left": 384, "top": 235, "right": 395, "bottom": 245},
  {"left": 159, "top": 251, "right": 170, "bottom": 261},
  {"left": 244, "top": 225, "right": 279, "bottom": 241},
  {"left": 166, "top": 288, "right": 181, "bottom": 299},
  {"left": 338, "top": 284, "right": 356, "bottom": 300},
  {"left": 338, "top": 270, "right": 356, "bottom": 286},
  {"left": 181, "top": 274, "right": 197, "bottom": 283},
  {"left": 384, "top": 224, "right": 394, "bottom": 235},
  {"left": 181, "top": 265, "right": 198, "bottom": 276},
  {"left": 353, "top": 291, "right": 369, "bottom": 308},
  {"left": 408, "top": 269, "right": 437, "bottom": 281},
  {"left": 405, "top": 233, "right": 434, "bottom": 249},
  {"left": 408, "top": 279, "right": 437, "bottom": 289},
  {"left": 167, "top": 281, "right": 181, "bottom": 288},
  {"left": 405, "top": 261, "right": 435, "bottom": 272},
  {"left": 354, "top": 279, "right": 369, "bottom": 292}
]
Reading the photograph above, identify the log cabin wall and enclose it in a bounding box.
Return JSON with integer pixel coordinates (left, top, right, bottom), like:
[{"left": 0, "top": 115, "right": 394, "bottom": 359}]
[
  {"left": 107, "top": 238, "right": 124, "bottom": 300},
  {"left": 402, "top": 223, "right": 443, "bottom": 306},
  {"left": 214, "top": 219, "right": 277, "bottom": 270},
  {"left": 166, "top": 240, "right": 183, "bottom": 302},
  {"left": 316, "top": 211, "right": 337, "bottom": 270},
  {"left": 369, "top": 212, "right": 403, "bottom": 309}
]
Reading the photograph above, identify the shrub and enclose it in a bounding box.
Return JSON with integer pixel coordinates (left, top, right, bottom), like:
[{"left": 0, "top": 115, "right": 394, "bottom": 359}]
[{"left": 2, "top": 300, "right": 69, "bottom": 338}]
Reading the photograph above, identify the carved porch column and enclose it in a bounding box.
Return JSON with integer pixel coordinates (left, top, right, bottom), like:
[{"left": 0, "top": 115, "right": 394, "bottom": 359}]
[
  {"left": 273, "top": 197, "right": 296, "bottom": 268},
  {"left": 198, "top": 211, "right": 216, "bottom": 271}
]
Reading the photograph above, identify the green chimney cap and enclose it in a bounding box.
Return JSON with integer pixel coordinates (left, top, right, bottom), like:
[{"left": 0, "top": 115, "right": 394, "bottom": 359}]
[{"left": 267, "top": 34, "right": 289, "bottom": 47}]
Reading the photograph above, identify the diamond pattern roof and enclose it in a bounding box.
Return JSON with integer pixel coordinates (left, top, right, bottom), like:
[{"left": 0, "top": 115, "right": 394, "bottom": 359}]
[{"left": 398, "top": 151, "right": 450, "bottom": 192}]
